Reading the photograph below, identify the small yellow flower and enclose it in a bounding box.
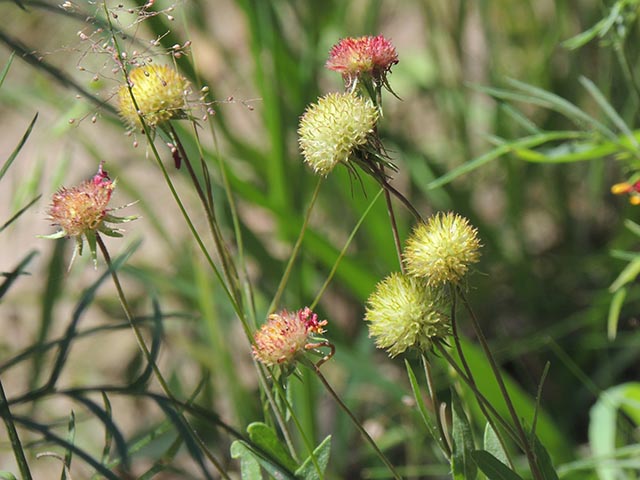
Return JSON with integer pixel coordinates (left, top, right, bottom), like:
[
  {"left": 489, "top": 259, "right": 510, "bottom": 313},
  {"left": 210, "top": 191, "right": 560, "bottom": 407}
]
[
  {"left": 117, "top": 64, "right": 189, "bottom": 130},
  {"left": 404, "top": 212, "right": 481, "bottom": 287},
  {"left": 252, "top": 307, "right": 327, "bottom": 367},
  {"left": 298, "top": 92, "right": 378, "bottom": 176},
  {"left": 366, "top": 272, "right": 450, "bottom": 357}
]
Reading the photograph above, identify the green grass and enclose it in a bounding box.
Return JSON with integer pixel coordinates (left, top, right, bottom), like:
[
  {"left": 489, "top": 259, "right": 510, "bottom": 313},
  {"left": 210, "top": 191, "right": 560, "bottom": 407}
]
[{"left": 1, "top": 0, "right": 640, "bottom": 479}]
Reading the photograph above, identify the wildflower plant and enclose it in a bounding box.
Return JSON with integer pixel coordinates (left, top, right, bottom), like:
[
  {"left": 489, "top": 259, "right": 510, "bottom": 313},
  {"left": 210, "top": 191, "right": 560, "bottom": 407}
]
[
  {"left": 41, "top": 163, "right": 136, "bottom": 267},
  {"left": 117, "top": 64, "right": 190, "bottom": 131},
  {"left": 365, "top": 272, "right": 450, "bottom": 356},
  {"left": 298, "top": 91, "right": 379, "bottom": 176},
  {"left": 404, "top": 212, "right": 481, "bottom": 287},
  {"left": 253, "top": 307, "right": 329, "bottom": 369},
  {"left": 4, "top": 1, "right": 637, "bottom": 479}
]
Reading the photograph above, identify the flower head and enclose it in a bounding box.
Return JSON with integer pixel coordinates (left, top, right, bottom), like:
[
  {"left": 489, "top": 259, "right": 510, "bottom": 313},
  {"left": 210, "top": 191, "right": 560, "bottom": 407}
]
[
  {"left": 253, "top": 307, "right": 327, "bottom": 367},
  {"left": 42, "top": 163, "right": 136, "bottom": 267},
  {"left": 117, "top": 64, "right": 190, "bottom": 130},
  {"left": 365, "top": 273, "right": 450, "bottom": 357},
  {"left": 404, "top": 212, "right": 481, "bottom": 287},
  {"left": 326, "top": 35, "right": 398, "bottom": 90},
  {"left": 298, "top": 92, "right": 378, "bottom": 175},
  {"left": 611, "top": 181, "right": 640, "bottom": 205}
]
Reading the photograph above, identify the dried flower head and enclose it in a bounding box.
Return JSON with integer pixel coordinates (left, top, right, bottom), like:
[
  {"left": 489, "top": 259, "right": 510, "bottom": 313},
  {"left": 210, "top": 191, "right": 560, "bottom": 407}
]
[
  {"left": 404, "top": 212, "right": 481, "bottom": 287},
  {"left": 117, "top": 64, "right": 190, "bottom": 130},
  {"left": 42, "top": 163, "right": 136, "bottom": 267},
  {"left": 611, "top": 181, "right": 640, "bottom": 205},
  {"left": 366, "top": 273, "right": 450, "bottom": 357},
  {"left": 253, "top": 307, "right": 327, "bottom": 367},
  {"left": 298, "top": 92, "right": 378, "bottom": 175},
  {"left": 326, "top": 35, "right": 398, "bottom": 90}
]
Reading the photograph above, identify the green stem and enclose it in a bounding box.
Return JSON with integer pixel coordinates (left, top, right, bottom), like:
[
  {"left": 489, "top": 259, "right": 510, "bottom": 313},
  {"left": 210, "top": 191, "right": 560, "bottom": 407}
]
[
  {"left": 457, "top": 288, "right": 543, "bottom": 480},
  {"left": 383, "top": 187, "right": 405, "bottom": 273},
  {"left": 433, "top": 342, "right": 522, "bottom": 448},
  {"left": 310, "top": 189, "right": 383, "bottom": 310},
  {"left": 268, "top": 178, "right": 322, "bottom": 314},
  {"left": 310, "top": 362, "right": 403, "bottom": 480},
  {"left": 95, "top": 233, "right": 231, "bottom": 480},
  {"left": 448, "top": 289, "right": 514, "bottom": 468},
  {"left": 420, "top": 353, "right": 452, "bottom": 459},
  {"left": 0, "top": 378, "right": 32, "bottom": 480}
]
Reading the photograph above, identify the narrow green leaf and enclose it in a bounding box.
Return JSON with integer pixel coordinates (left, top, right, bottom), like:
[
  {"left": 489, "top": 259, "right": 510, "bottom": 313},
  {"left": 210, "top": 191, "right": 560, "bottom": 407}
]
[
  {"left": 590, "top": 382, "right": 640, "bottom": 480},
  {"left": 247, "top": 422, "right": 298, "bottom": 472},
  {"left": 504, "top": 78, "right": 616, "bottom": 139},
  {"left": 0, "top": 195, "right": 41, "bottom": 233},
  {"left": 607, "top": 288, "right": 626, "bottom": 341},
  {"left": 0, "top": 473, "right": 17, "bottom": 480},
  {"left": 532, "top": 436, "right": 559, "bottom": 480},
  {"left": 471, "top": 450, "right": 524, "bottom": 480},
  {"left": 100, "top": 392, "right": 113, "bottom": 466},
  {"left": 0, "top": 52, "right": 14, "bottom": 88},
  {"left": 404, "top": 360, "right": 442, "bottom": 448},
  {"left": 483, "top": 423, "right": 509, "bottom": 466},
  {"left": 428, "top": 131, "right": 581, "bottom": 189},
  {"left": 609, "top": 257, "right": 640, "bottom": 292},
  {"left": 294, "top": 435, "right": 331, "bottom": 480},
  {"left": 61, "top": 411, "right": 75, "bottom": 480},
  {"left": 0, "top": 113, "right": 38, "bottom": 182},
  {"left": 624, "top": 219, "right": 640, "bottom": 237},
  {"left": 0, "top": 250, "right": 38, "bottom": 301},
  {"left": 0, "top": 380, "right": 32, "bottom": 480},
  {"left": 451, "top": 389, "right": 477, "bottom": 480}
]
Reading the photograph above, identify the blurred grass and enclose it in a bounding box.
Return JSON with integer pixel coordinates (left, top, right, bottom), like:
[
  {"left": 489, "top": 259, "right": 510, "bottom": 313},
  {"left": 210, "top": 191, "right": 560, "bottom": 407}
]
[{"left": 1, "top": 0, "right": 640, "bottom": 477}]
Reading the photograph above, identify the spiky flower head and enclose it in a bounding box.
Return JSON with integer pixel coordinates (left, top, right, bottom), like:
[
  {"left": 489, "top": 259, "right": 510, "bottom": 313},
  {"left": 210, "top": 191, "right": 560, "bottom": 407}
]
[
  {"left": 117, "top": 64, "right": 190, "bottom": 130},
  {"left": 326, "top": 35, "right": 398, "bottom": 90},
  {"left": 298, "top": 92, "right": 378, "bottom": 176},
  {"left": 611, "top": 180, "right": 640, "bottom": 205},
  {"left": 366, "top": 273, "right": 450, "bottom": 357},
  {"left": 253, "top": 307, "right": 328, "bottom": 367},
  {"left": 42, "top": 163, "right": 136, "bottom": 267},
  {"left": 404, "top": 212, "right": 481, "bottom": 287}
]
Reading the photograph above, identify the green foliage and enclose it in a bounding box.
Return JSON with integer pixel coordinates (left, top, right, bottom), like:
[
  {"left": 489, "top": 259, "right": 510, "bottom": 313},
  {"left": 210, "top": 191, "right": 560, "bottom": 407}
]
[{"left": 1, "top": 0, "right": 640, "bottom": 478}]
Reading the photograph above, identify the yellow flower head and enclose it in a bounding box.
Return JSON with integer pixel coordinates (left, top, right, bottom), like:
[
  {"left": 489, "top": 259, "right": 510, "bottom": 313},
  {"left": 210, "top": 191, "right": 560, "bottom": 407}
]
[
  {"left": 252, "top": 307, "right": 327, "bottom": 367},
  {"left": 366, "top": 272, "right": 450, "bottom": 357},
  {"left": 404, "top": 212, "right": 481, "bottom": 287},
  {"left": 298, "top": 92, "right": 378, "bottom": 176},
  {"left": 117, "top": 64, "right": 189, "bottom": 130}
]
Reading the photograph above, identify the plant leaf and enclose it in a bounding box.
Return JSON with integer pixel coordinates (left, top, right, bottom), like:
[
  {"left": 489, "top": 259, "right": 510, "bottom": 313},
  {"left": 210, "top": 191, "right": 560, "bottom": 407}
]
[
  {"left": 483, "top": 423, "right": 509, "bottom": 466},
  {"left": 471, "top": 450, "right": 524, "bottom": 480},
  {"left": 247, "top": 422, "right": 298, "bottom": 472},
  {"left": 294, "top": 435, "right": 331, "bottom": 480},
  {"left": 607, "top": 288, "right": 626, "bottom": 341},
  {"left": 230, "top": 441, "right": 263, "bottom": 480},
  {"left": 451, "top": 389, "right": 477, "bottom": 480}
]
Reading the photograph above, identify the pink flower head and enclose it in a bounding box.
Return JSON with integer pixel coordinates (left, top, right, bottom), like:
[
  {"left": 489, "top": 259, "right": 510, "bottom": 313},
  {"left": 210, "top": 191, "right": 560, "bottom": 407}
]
[
  {"left": 42, "top": 162, "right": 137, "bottom": 267},
  {"left": 252, "top": 308, "right": 328, "bottom": 367},
  {"left": 47, "top": 163, "right": 115, "bottom": 238},
  {"left": 326, "top": 35, "right": 398, "bottom": 88}
]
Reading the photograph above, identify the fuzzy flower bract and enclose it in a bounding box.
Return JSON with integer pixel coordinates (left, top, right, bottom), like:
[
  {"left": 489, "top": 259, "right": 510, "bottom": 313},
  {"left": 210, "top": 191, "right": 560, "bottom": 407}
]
[
  {"left": 253, "top": 307, "right": 327, "bottom": 367},
  {"left": 298, "top": 92, "right": 378, "bottom": 176},
  {"left": 117, "top": 64, "right": 190, "bottom": 130},
  {"left": 42, "top": 163, "right": 136, "bottom": 267},
  {"left": 404, "top": 212, "right": 481, "bottom": 287},
  {"left": 366, "top": 273, "right": 450, "bottom": 357}
]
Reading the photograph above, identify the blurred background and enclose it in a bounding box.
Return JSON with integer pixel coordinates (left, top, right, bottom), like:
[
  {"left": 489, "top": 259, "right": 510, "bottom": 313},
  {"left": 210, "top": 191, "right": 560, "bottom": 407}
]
[{"left": 1, "top": 0, "right": 639, "bottom": 478}]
